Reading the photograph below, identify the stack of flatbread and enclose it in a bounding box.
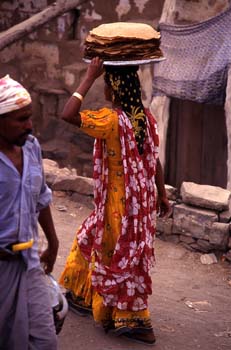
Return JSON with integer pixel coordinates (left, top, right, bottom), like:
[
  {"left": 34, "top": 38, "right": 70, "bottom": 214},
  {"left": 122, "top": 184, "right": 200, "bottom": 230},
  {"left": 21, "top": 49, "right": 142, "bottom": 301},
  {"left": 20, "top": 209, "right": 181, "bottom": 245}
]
[{"left": 84, "top": 22, "right": 163, "bottom": 61}]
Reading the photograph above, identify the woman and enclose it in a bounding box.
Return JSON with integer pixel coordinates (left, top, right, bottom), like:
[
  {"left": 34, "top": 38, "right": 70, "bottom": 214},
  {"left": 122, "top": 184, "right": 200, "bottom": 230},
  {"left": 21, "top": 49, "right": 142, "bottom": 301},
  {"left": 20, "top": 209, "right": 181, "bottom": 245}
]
[{"left": 59, "top": 57, "right": 170, "bottom": 345}]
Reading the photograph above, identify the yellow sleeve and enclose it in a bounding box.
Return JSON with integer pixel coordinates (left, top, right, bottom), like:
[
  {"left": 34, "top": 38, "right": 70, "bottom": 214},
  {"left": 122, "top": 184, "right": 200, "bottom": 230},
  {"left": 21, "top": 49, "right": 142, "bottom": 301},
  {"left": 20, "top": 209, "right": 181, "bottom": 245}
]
[{"left": 80, "top": 107, "right": 117, "bottom": 139}]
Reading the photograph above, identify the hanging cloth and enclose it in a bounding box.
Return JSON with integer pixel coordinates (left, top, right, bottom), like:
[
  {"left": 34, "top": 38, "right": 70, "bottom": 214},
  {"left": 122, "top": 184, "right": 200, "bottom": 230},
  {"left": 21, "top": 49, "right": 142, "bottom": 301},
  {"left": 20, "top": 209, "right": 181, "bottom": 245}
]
[{"left": 153, "top": 6, "right": 231, "bottom": 105}]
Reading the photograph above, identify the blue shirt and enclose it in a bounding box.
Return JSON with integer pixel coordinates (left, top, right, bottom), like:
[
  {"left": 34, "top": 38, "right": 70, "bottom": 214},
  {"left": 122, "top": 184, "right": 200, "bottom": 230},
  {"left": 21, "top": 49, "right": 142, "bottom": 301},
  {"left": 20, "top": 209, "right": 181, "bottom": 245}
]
[{"left": 0, "top": 135, "right": 52, "bottom": 270}]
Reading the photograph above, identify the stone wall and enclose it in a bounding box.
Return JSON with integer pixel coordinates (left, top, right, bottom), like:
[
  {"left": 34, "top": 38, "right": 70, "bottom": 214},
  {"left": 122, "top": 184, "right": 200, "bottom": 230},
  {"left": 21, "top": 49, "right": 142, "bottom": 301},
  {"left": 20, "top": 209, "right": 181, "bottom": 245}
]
[{"left": 157, "top": 182, "right": 231, "bottom": 262}]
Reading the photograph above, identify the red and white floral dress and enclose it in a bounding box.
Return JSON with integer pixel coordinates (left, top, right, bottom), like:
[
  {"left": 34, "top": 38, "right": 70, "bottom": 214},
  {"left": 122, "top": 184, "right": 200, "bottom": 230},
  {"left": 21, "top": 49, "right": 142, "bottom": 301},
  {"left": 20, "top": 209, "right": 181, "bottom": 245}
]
[{"left": 59, "top": 107, "right": 159, "bottom": 330}]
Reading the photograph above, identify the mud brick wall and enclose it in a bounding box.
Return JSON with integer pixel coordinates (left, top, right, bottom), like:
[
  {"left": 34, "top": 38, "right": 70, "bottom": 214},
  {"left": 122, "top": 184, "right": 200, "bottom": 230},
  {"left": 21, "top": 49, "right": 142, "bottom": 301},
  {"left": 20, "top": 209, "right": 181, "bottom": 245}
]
[{"left": 0, "top": 0, "right": 164, "bottom": 176}]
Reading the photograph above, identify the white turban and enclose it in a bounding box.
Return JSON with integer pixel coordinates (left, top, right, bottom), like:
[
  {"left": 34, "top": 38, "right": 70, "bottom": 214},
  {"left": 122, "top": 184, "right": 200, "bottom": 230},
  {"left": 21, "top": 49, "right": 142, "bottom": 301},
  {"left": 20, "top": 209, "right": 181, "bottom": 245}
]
[{"left": 0, "top": 74, "right": 32, "bottom": 115}]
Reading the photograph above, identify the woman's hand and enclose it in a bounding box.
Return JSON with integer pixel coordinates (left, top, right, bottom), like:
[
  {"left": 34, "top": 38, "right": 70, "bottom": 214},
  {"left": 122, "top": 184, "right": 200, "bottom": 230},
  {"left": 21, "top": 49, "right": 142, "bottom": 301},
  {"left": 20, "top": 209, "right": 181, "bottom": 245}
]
[
  {"left": 156, "top": 195, "right": 171, "bottom": 218},
  {"left": 86, "top": 57, "right": 104, "bottom": 81},
  {"left": 61, "top": 57, "right": 104, "bottom": 127}
]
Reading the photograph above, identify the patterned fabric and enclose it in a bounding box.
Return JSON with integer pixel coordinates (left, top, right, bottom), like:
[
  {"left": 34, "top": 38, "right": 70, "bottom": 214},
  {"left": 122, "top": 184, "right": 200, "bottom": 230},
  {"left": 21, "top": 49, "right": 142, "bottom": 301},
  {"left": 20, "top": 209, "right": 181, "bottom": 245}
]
[
  {"left": 77, "top": 108, "right": 159, "bottom": 311},
  {"left": 0, "top": 74, "right": 31, "bottom": 115},
  {"left": 104, "top": 66, "right": 146, "bottom": 154},
  {"left": 153, "top": 6, "right": 231, "bottom": 105}
]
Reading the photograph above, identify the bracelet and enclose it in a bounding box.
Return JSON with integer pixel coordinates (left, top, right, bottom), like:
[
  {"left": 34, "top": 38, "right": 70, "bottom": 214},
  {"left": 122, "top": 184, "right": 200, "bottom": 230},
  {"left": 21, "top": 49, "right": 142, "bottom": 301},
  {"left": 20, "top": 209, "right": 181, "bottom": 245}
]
[{"left": 72, "top": 92, "right": 83, "bottom": 102}]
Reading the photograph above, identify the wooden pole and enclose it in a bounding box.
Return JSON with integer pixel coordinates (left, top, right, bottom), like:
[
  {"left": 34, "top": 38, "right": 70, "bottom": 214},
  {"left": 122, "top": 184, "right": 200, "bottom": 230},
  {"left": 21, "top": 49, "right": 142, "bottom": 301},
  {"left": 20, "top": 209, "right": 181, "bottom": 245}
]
[{"left": 0, "top": 0, "right": 87, "bottom": 51}]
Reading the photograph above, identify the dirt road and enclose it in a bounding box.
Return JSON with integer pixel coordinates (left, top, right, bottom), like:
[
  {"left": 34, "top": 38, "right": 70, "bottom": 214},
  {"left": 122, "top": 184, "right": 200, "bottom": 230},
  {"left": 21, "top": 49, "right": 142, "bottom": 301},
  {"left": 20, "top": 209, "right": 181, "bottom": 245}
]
[{"left": 48, "top": 192, "right": 231, "bottom": 350}]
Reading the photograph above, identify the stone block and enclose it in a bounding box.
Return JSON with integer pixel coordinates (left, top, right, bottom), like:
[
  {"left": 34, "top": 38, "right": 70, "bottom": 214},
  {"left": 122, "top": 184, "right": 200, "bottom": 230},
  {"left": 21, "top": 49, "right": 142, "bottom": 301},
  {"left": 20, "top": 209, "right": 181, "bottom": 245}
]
[
  {"left": 180, "top": 242, "right": 196, "bottom": 252},
  {"left": 24, "top": 42, "right": 59, "bottom": 79},
  {"left": 219, "top": 210, "right": 231, "bottom": 223},
  {"left": 53, "top": 175, "right": 94, "bottom": 196},
  {"left": 165, "top": 184, "right": 178, "bottom": 201},
  {"left": 189, "top": 243, "right": 209, "bottom": 253},
  {"left": 43, "top": 158, "right": 93, "bottom": 195},
  {"left": 225, "top": 250, "right": 231, "bottom": 262},
  {"left": 156, "top": 217, "right": 173, "bottom": 235},
  {"left": 206, "top": 222, "right": 230, "bottom": 249},
  {"left": 196, "top": 239, "right": 213, "bottom": 252},
  {"left": 228, "top": 237, "right": 231, "bottom": 249},
  {"left": 61, "top": 63, "right": 106, "bottom": 110},
  {"left": 59, "top": 40, "right": 82, "bottom": 66},
  {"left": 165, "top": 235, "right": 180, "bottom": 244},
  {"left": 20, "top": 57, "right": 47, "bottom": 85},
  {"left": 173, "top": 203, "right": 217, "bottom": 239},
  {"left": 35, "top": 85, "right": 68, "bottom": 122},
  {"left": 200, "top": 253, "right": 218, "bottom": 265},
  {"left": 181, "top": 182, "right": 231, "bottom": 211},
  {"left": 179, "top": 235, "right": 196, "bottom": 244},
  {"left": 62, "top": 62, "right": 87, "bottom": 90}
]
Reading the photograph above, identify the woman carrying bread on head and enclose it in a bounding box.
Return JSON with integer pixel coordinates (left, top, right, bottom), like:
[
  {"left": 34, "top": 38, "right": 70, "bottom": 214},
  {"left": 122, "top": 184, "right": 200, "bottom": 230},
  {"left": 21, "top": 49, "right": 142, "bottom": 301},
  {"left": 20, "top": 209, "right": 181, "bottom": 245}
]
[{"left": 59, "top": 55, "right": 170, "bottom": 345}]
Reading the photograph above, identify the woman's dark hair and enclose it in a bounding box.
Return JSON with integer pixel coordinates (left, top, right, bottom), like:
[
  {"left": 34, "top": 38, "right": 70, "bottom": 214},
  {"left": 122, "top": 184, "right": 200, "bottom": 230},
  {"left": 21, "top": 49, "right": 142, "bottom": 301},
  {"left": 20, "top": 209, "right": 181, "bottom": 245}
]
[{"left": 104, "top": 65, "right": 146, "bottom": 154}]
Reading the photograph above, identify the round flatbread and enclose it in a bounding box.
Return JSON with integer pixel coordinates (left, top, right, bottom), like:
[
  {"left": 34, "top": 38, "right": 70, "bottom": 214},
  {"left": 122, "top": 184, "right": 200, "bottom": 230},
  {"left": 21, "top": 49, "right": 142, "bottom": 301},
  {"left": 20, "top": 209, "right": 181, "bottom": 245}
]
[{"left": 89, "top": 22, "right": 160, "bottom": 40}]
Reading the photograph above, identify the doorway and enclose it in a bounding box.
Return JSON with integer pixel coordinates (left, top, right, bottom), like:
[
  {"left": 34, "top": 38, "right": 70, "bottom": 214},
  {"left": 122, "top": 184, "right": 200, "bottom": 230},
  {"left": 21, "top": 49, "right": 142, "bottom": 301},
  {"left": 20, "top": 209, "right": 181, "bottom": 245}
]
[{"left": 165, "top": 98, "right": 227, "bottom": 189}]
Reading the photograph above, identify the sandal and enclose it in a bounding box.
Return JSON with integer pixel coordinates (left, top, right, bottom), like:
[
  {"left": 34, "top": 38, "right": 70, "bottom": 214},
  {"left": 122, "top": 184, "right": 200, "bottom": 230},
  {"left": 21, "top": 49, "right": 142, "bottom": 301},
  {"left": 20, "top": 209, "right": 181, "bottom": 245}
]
[
  {"left": 122, "top": 329, "right": 156, "bottom": 345},
  {"left": 65, "top": 291, "right": 92, "bottom": 316}
]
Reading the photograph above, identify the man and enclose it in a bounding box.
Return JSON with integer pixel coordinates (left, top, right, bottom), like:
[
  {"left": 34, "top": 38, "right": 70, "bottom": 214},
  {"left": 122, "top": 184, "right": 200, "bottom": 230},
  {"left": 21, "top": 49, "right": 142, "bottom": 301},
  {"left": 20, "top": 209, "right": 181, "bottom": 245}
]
[{"left": 0, "top": 75, "right": 59, "bottom": 350}]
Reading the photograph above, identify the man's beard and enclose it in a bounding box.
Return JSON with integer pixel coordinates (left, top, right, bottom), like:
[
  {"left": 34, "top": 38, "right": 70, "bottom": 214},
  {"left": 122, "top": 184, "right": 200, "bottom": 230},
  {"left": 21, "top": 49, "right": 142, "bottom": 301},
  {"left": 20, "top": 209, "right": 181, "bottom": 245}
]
[{"left": 14, "top": 131, "right": 31, "bottom": 146}]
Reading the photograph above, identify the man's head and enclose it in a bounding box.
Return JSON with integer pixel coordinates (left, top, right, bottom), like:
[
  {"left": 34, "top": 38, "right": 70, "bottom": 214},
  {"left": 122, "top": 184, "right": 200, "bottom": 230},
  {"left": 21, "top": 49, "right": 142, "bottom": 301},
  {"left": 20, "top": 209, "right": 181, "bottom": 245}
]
[{"left": 0, "top": 75, "right": 32, "bottom": 147}]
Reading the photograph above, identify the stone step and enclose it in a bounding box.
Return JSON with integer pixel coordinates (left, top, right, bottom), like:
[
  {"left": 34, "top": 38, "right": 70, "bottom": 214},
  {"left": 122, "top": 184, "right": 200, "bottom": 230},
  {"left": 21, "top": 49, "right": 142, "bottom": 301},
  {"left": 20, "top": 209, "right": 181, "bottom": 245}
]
[
  {"left": 20, "top": 57, "right": 47, "bottom": 86},
  {"left": 61, "top": 61, "right": 106, "bottom": 110},
  {"left": 61, "top": 62, "right": 87, "bottom": 91}
]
